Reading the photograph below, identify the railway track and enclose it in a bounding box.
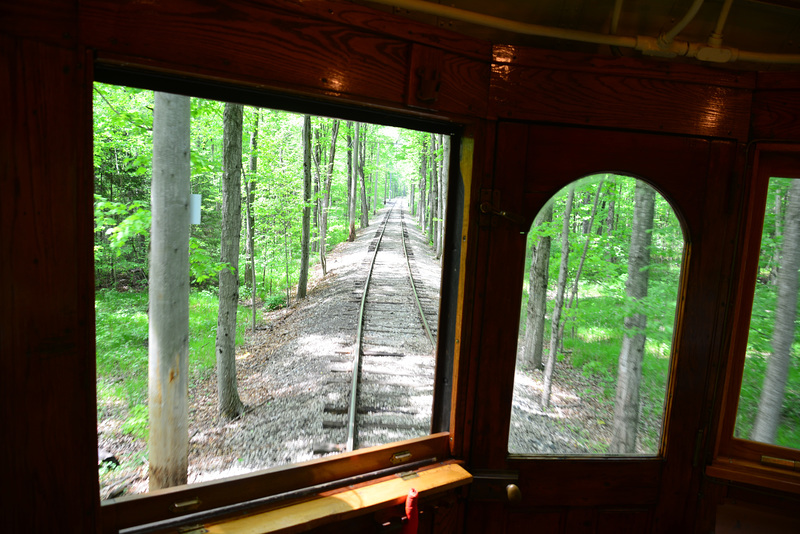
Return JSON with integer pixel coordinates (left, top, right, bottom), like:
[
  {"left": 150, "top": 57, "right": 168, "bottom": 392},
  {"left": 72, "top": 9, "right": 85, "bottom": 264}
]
[{"left": 318, "top": 199, "right": 438, "bottom": 452}]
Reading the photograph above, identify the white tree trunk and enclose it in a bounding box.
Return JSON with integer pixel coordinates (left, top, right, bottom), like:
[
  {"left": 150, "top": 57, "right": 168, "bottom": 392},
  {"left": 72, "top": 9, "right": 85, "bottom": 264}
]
[
  {"left": 148, "top": 92, "right": 190, "bottom": 490},
  {"left": 752, "top": 179, "right": 800, "bottom": 443}
]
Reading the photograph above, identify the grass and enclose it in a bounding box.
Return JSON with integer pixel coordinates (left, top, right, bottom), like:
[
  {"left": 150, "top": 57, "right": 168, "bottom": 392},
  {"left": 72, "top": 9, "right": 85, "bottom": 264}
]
[{"left": 96, "top": 288, "right": 261, "bottom": 417}]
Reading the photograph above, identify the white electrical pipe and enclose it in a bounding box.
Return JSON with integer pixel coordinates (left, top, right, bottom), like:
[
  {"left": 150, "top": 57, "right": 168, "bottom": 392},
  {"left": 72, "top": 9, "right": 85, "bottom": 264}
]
[
  {"left": 370, "top": 0, "right": 637, "bottom": 47},
  {"left": 659, "top": 0, "right": 705, "bottom": 47},
  {"left": 611, "top": 0, "right": 624, "bottom": 35},
  {"left": 708, "top": 0, "right": 734, "bottom": 47},
  {"left": 366, "top": 0, "right": 800, "bottom": 65}
]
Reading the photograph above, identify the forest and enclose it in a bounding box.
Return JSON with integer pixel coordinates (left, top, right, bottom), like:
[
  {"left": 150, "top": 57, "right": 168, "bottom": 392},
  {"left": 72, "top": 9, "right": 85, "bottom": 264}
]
[
  {"left": 511, "top": 176, "right": 800, "bottom": 455},
  {"left": 94, "top": 82, "right": 798, "bottom": 494},
  {"left": 93, "top": 84, "right": 449, "bottom": 492}
]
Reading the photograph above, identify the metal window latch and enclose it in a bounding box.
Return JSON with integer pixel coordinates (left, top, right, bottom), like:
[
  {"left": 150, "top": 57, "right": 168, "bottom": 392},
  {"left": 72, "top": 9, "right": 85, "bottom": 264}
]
[
  {"left": 468, "top": 469, "right": 521, "bottom": 503},
  {"left": 479, "top": 201, "right": 526, "bottom": 226}
]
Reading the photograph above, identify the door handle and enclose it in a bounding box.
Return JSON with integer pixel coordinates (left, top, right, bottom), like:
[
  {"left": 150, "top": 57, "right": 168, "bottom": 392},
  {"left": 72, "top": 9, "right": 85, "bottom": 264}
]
[{"left": 506, "top": 484, "right": 522, "bottom": 504}]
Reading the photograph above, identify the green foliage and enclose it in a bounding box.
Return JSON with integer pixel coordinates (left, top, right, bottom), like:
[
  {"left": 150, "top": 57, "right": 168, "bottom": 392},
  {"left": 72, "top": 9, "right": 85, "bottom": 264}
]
[
  {"left": 96, "top": 289, "right": 257, "bottom": 410},
  {"left": 263, "top": 294, "right": 286, "bottom": 310},
  {"left": 190, "top": 237, "right": 230, "bottom": 284},
  {"left": 121, "top": 404, "right": 149, "bottom": 442}
]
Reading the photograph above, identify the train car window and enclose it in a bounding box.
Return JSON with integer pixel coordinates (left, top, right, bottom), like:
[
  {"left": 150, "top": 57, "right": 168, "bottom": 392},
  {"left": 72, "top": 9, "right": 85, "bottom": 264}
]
[
  {"left": 94, "top": 82, "right": 451, "bottom": 505},
  {"left": 709, "top": 146, "right": 800, "bottom": 494},
  {"left": 733, "top": 176, "right": 800, "bottom": 452},
  {"left": 508, "top": 174, "right": 683, "bottom": 455}
]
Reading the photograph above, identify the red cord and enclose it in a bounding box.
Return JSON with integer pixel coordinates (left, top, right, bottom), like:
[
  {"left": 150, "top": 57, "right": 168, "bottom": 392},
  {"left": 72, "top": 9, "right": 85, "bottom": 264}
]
[{"left": 402, "top": 488, "right": 419, "bottom": 534}]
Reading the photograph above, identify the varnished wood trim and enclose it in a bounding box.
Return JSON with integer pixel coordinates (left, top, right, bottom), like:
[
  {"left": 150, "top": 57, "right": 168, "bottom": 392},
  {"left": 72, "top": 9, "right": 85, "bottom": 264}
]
[
  {"left": 101, "top": 433, "right": 450, "bottom": 533},
  {"left": 708, "top": 458, "right": 800, "bottom": 495},
  {"left": 199, "top": 461, "right": 471, "bottom": 534}
]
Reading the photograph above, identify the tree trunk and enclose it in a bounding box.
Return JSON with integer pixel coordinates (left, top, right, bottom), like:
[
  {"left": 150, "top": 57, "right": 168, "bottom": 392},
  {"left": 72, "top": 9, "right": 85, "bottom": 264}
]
[
  {"left": 148, "top": 92, "right": 190, "bottom": 490},
  {"left": 418, "top": 137, "right": 427, "bottom": 229},
  {"left": 244, "top": 112, "right": 258, "bottom": 286},
  {"left": 373, "top": 146, "right": 380, "bottom": 215},
  {"left": 542, "top": 186, "right": 575, "bottom": 408},
  {"left": 557, "top": 180, "right": 604, "bottom": 345},
  {"left": 771, "top": 187, "right": 782, "bottom": 285},
  {"left": 523, "top": 204, "right": 553, "bottom": 370},
  {"left": 428, "top": 134, "right": 437, "bottom": 240},
  {"left": 348, "top": 122, "right": 358, "bottom": 241},
  {"left": 359, "top": 126, "right": 369, "bottom": 228},
  {"left": 752, "top": 179, "right": 800, "bottom": 444},
  {"left": 298, "top": 114, "right": 312, "bottom": 300},
  {"left": 319, "top": 120, "right": 340, "bottom": 276},
  {"left": 246, "top": 111, "right": 258, "bottom": 332},
  {"left": 609, "top": 181, "right": 656, "bottom": 453},
  {"left": 216, "top": 102, "right": 245, "bottom": 421},
  {"left": 436, "top": 134, "right": 448, "bottom": 259}
]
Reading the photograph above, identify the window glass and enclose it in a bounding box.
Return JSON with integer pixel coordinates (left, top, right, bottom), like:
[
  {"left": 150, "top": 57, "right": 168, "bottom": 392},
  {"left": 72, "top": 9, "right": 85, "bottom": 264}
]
[
  {"left": 734, "top": 177, "right": 800, "bottom": 451},
  {"left": 508, "top": 175, "right": 683, "bottom": 455},
  {"left": 94, "top": 83, "right": 447, "bottom": 498}
]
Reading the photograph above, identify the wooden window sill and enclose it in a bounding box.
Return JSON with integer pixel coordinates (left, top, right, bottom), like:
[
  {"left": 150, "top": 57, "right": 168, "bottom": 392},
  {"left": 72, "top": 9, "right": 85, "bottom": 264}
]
[
  {"left": 189, "top": 461, "right": 471, "bottom": 533},
  {"left": 707, "top": 457, "right": 800, "bottom": 495}
]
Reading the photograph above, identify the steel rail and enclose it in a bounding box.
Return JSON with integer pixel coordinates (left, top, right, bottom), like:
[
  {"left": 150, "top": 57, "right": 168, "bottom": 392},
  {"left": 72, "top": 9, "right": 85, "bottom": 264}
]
[
  {"left": 346, "top": 202, "right": 394, "bottom": 452},
  {"left": 400, "top": 209, "right": 435, "bottom": 349}
]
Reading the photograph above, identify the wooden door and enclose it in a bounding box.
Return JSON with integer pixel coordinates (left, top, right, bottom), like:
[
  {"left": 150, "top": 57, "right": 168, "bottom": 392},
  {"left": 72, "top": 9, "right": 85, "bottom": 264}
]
[{"left": 463, "top": 122, "right": 740, "bottom": 533}]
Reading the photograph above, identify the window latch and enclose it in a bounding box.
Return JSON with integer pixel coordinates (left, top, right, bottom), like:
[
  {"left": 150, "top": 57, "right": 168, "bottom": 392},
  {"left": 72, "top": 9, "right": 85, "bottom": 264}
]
[{"left": 479, "top": 201, "right": 525, "bottom": 226}]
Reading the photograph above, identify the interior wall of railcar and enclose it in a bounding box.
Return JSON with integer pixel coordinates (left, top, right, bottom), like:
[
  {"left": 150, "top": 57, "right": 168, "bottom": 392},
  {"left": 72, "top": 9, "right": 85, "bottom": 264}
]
[{"left": 3, "top": 1, "right": 800, "bottom": 532}]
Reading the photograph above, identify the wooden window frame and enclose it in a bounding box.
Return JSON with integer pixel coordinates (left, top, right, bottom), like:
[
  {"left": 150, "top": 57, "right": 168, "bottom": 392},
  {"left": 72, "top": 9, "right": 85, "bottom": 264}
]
[
  {"left": 93, "top": 65, "right": 470, "bottom": 533},
  {"left": 709, "top": 143, "right": 800, "bottom": 495}
]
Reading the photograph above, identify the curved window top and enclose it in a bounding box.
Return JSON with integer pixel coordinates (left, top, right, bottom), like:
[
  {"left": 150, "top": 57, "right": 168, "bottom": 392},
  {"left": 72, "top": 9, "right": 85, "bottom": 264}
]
[{"left": 508, "top": 174, "right": 685, "bottom": 456}]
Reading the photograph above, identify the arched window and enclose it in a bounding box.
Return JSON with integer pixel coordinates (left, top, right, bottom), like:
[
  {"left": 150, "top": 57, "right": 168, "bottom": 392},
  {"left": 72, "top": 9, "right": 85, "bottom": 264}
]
[{"left": 508, "top": 174, "right": 684, "bottom": 456}]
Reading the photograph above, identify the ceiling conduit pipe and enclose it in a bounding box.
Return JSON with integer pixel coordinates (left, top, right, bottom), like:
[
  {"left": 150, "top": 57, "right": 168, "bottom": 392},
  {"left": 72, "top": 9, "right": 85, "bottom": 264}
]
[
  {"left": 708, "top": 0, "right": 734, "bottom": 48},
  {"left": 657, "top": 0, "right": 705, "bottom": 48},
  {"left": 366, "top": 0, "right": 800, "bottom": 65},
  {"left": 610, "top": 0, "right": 624, "bottom": 35}
]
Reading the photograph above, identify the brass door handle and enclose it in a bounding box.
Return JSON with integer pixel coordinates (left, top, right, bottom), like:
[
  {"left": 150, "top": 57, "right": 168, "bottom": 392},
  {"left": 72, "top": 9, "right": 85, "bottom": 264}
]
[{"left": 506, "top": 484, "right": 522, "bottom": 504}]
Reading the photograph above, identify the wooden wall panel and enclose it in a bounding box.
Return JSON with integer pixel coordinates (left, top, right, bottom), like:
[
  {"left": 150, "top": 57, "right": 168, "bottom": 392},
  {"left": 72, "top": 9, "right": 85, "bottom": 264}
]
[
  {"left": 509, "top": 459, "right": 661, "bottom": 508},
  {"left": 0, "top": 35, "right": 98, "bottom": 532},
  {"left": 490, "top": 46, "right": 754, "bottom": 141},
  {"left": 81, "top": 0, "right": 409, "bottom": 108},
  {"left": 0, "top": 0, "right": 78, "bottom": 46},
  {"left": 751, "top": 73, "right": 800, "bottom": 140}
]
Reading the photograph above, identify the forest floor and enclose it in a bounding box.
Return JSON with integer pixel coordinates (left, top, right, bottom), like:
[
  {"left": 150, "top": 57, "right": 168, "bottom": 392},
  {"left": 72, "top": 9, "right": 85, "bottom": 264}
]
[{"left": 97, "top": 203, "right": 651, "bottom": 501}]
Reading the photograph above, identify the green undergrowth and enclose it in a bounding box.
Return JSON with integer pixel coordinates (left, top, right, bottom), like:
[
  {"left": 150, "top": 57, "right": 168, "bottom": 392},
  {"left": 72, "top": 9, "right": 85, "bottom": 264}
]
[{"left": 96, "top": 288, "right": 259, "bottom": 421}]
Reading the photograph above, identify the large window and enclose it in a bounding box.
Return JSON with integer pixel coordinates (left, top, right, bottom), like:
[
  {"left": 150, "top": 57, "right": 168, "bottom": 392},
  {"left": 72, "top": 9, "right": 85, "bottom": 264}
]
[
  {"left": 93, "top": 77, "right": 462, "bottom": 531},
  {"left": 508, "top": 175, "right": 684, "bottom": 456},
  {"left": 711, "top": 144, "right": 800, "bottom": 493}
]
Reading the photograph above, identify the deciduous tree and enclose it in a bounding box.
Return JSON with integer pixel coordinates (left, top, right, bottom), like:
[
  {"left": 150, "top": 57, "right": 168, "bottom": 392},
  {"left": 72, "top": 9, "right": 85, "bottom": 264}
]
[
  {"left": 298, "top": 114, "right": 312, "bottom": 299},
  {"left": 148, "top": 91, "right": 190, "bottom": 490},
  {"left": 215, "top": 102, "right": 245, "bottom": 420},
  {"left": 752, "top": 179, "right": 800, "bottom": 444},
  {"left": 542, "top": 185, "right": 575, "bottom": 408},
  {"left": 610, "top": 180, "right": 656, "bottom": 453}
]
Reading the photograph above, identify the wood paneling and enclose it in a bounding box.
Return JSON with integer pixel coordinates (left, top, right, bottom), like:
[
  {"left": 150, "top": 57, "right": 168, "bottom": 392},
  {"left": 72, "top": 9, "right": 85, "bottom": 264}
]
[
  {"left": 0, "top": 0, "right": 78, "bottom": 46},
  {"left": 81, "top": 0, "right": 488, "bottom": 118},
  {"left": 102, "top": 433, "right": 451, "bottom": 532},
  {"left": 490, "top": 47, "right": 753, "bottom": 141},
  {"left": 509, "top": 459, "right": 662, "bottom": 508},
  {"left": 0, "top": 35, "right": 98, "bottom": 532},
  {"left": 751, "top": 73, "right": 800, "bottom": 140}
]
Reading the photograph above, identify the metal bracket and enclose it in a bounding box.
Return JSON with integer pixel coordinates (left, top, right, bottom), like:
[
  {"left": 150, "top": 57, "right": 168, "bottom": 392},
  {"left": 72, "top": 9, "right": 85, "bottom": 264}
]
[
  {"left": 479, "top": 189, "right": 525, "bottom": 227},
  {"left": 468, "top": 469, "right": 520, "bottom": 502}
]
